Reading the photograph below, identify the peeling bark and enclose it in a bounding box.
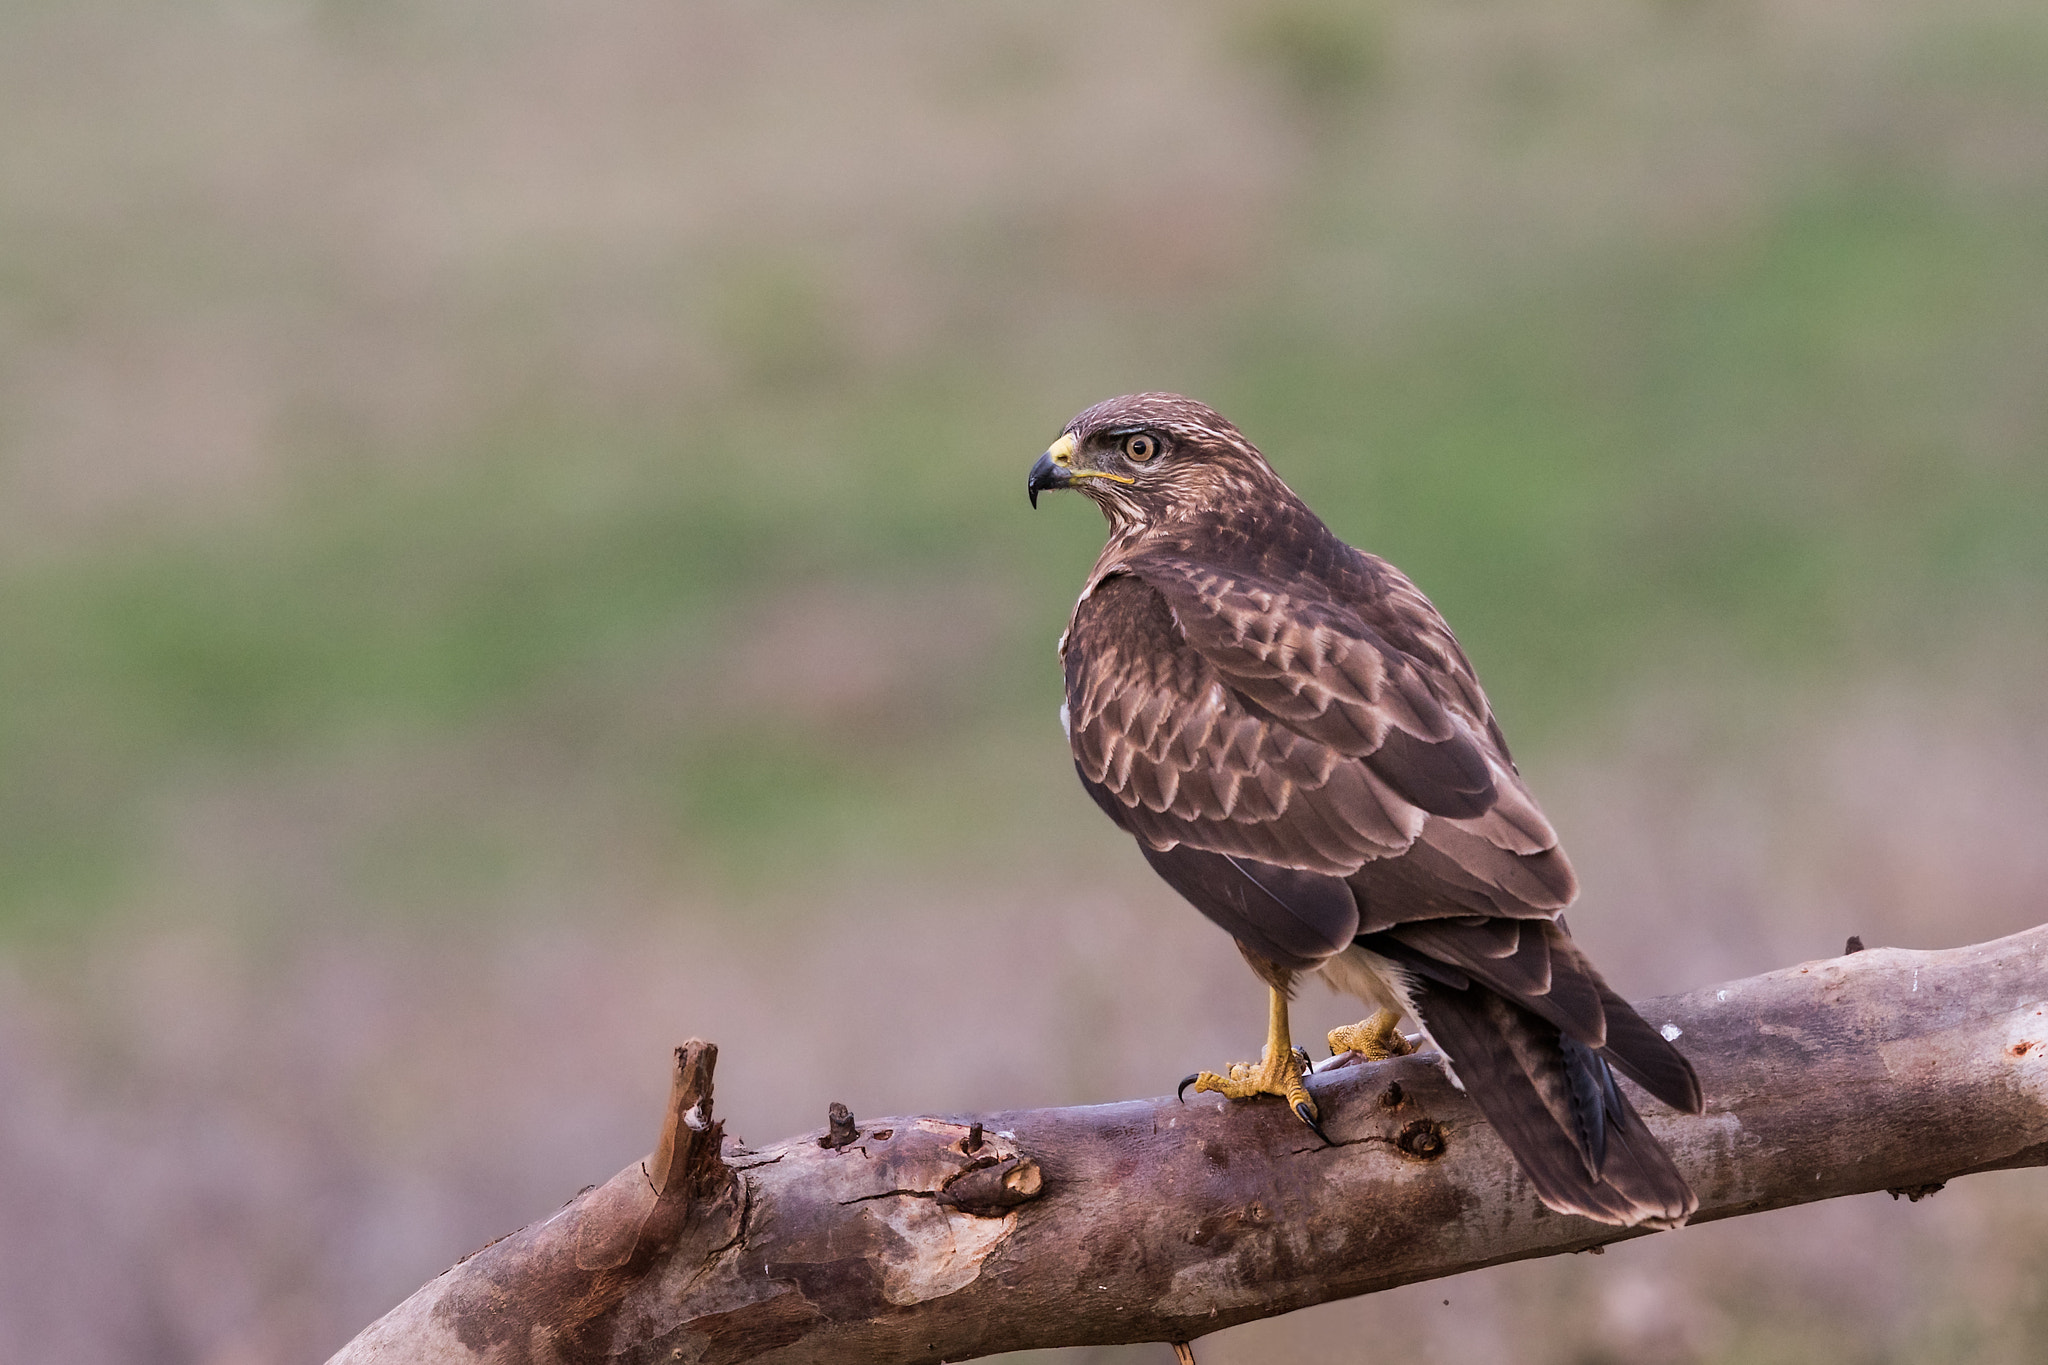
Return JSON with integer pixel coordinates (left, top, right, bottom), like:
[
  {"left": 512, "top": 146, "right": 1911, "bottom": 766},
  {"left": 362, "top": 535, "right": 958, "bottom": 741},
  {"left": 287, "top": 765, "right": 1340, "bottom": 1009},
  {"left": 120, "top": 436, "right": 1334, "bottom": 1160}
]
[{"left": 329, "top": 927, "right": 2048, "bottom": 1365}]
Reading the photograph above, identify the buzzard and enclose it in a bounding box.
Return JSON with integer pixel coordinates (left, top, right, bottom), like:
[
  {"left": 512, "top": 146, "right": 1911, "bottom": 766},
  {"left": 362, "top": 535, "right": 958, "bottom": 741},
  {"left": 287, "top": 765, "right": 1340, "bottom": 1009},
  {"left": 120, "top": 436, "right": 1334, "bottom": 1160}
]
[{"left": 1027, "top": 393, "right": 1702, "bottom": 1227}]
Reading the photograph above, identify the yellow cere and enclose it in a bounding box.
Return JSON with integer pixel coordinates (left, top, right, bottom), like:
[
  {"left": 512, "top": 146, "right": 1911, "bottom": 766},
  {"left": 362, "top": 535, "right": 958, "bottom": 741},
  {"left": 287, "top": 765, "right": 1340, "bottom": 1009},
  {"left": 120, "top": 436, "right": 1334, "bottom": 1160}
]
[{"left": 1042, "top": 430, "right": 1134, "bottom": 486}]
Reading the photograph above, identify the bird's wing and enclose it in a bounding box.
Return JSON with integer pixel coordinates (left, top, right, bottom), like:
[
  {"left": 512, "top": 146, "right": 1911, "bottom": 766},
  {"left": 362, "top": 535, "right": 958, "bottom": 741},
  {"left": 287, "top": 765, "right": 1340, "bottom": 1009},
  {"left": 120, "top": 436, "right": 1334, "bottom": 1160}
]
[
  {"left": 1063, "top": 571, "right": 1424, "bottom": 877},
  {"left": 1097, "top": 553, "right": 1574, "bottom": 908},
  {"left": 1124, "top": 553, "right": 1517, "bottom": 801}
]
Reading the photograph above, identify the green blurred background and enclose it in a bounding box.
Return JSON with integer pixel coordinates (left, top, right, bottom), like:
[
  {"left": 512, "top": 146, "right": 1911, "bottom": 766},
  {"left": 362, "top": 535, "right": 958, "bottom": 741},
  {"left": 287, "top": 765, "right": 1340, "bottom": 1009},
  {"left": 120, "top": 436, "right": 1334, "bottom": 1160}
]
[{"left": 4, "top": 1, "right": 2046, "bottom": 1360}]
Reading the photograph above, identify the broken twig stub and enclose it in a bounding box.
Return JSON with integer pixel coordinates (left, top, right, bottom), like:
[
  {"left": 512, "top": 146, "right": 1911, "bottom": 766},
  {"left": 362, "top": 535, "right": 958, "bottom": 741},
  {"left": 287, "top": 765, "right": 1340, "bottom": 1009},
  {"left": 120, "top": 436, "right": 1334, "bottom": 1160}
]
[{"left": 819, "top": 1100, "right": 859, "bottom": 1150}]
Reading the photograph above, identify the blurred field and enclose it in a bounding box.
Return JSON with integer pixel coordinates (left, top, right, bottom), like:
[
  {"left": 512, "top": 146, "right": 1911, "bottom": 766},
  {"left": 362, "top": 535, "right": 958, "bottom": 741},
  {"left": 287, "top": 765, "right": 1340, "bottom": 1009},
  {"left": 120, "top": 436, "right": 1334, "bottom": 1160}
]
[{"left": 3, "top": 1, "right": 2047, "bottom": 1361}]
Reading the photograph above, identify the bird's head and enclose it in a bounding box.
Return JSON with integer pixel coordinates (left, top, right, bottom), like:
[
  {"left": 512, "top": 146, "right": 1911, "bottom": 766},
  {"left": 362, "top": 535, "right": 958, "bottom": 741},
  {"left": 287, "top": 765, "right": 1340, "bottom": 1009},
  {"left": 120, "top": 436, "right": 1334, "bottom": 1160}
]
[{"left": 1026, "top": 392, "right": 1283, "bottom": 533}]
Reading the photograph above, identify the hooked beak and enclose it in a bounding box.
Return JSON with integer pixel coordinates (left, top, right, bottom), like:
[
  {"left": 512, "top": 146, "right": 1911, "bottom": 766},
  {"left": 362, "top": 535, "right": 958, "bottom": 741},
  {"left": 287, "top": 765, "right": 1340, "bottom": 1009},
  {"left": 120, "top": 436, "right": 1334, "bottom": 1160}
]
[{"left": 1027, "top": 433, "right": 1077, "bottom": 508}]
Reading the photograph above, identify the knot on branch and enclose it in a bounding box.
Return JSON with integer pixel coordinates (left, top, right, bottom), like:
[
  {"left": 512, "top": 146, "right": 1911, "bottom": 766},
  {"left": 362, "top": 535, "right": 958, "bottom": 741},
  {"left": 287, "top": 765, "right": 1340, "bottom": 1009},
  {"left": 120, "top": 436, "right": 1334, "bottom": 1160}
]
[
  {"left": 938, "top": 1155, "right": 1045, "bottom": 1216},
  {"left": 1397, "top": 1118, "right": 1447, "bottom": 1160}
]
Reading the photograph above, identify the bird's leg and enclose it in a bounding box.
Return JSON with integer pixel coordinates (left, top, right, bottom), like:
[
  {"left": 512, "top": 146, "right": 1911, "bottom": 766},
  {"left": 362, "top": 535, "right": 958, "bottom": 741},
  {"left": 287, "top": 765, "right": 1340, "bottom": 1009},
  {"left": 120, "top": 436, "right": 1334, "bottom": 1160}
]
[
  {"left": 1181, "top": 985, "right": 1320, "bottom": 1130},
  {"left": 1328, "top": 1008, "right": 1414, "bottom": 1061}
]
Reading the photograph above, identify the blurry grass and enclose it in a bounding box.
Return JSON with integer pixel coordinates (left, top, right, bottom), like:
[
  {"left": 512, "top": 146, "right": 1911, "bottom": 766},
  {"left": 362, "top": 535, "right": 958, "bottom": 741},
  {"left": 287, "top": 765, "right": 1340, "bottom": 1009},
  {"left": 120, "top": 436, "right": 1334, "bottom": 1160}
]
[
  {"left": 1231, "top": 179, "right": 2048, "bottom": 732},
  {"left": 5, "top": 175, "right": 2048, "bottom": 932},
  {"left": 1234, "top": 0, "right": 1387, "bottom": 111}
]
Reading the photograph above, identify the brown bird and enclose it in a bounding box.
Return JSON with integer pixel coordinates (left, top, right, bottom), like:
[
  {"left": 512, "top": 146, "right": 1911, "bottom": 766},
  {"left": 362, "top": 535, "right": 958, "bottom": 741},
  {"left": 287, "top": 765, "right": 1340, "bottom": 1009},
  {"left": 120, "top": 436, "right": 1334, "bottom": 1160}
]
[{"left": 1027, "top": 392, "right": 1702, "bottom": 1227}]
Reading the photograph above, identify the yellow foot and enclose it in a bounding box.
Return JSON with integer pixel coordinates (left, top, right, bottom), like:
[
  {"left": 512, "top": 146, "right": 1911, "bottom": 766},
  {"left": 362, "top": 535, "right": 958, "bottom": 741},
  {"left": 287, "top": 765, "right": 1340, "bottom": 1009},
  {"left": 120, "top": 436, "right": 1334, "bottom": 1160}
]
[
  {"left": 1328, "top": 1009, "right": 1415, "bottom": 1061},
  {"left": 1182, "top": 1046, "right": 1318, "bottom": 1119},
  {"left": 1176, "top": 985, "right": 1328, "bottom": 1140}
]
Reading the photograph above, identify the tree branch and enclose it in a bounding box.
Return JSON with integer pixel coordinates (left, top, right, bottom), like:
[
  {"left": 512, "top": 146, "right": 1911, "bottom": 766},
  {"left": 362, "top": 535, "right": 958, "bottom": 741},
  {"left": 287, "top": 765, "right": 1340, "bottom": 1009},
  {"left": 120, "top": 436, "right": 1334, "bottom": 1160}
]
[{"left": 330, "top": 926, "right": 2048, "bottom": 1365}]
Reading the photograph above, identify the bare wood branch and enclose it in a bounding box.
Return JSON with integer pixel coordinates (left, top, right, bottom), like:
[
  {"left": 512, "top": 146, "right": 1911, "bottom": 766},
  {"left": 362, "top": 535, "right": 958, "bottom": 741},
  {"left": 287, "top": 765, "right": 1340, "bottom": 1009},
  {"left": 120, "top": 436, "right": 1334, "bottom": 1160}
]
[{"left": 330, "top": 926, "right": 2048, "bottom": 1365}]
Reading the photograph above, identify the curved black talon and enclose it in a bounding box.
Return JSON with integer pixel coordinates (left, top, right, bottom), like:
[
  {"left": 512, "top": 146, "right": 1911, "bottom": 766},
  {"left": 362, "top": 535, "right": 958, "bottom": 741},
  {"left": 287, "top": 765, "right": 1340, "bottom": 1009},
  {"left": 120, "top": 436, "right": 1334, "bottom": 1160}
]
[
  {"left": 1177, "top": 1073, "right": 1200, "bottom": 1104},
  {"left": 1295, "top": 1100, "right": 1335, "bottom": 1147}
]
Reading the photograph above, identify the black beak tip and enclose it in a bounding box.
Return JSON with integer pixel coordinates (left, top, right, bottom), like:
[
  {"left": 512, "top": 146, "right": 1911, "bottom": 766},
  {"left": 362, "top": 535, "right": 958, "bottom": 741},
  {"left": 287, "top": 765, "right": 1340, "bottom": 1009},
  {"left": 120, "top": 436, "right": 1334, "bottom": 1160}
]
[{"left": 1026, "top": 449, "right": 1065, "bottom": 509}]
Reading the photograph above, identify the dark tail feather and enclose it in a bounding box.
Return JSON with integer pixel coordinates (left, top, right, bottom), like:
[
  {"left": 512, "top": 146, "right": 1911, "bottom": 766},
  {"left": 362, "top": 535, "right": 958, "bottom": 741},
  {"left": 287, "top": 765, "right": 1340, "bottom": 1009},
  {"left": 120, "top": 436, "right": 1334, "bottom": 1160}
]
[
  {"left": 1594, "top": 983, "right": 1704, "bottom": 1115},
  {"left": 1369, "top": 924, "right": 1704, "bottom": 1116},
  {"left": 1415, "top": 983, "right": 1697, "bottom": 1229}
]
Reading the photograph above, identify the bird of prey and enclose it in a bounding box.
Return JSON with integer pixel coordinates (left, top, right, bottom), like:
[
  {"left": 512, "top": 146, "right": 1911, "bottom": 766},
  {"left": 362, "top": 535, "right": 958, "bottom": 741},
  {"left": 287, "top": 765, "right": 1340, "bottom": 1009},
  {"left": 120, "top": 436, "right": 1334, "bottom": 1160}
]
[{"left": 1026, "top": 393, "right": 1702, "bottom": 1227}]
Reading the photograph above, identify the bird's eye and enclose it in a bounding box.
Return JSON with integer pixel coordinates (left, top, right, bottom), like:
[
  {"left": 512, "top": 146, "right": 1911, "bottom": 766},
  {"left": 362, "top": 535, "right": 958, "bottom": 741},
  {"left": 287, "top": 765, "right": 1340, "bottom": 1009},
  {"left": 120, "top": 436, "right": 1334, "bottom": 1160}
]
[{"left": 1122, "top": 433, "right": 1158, "bottom": 462}]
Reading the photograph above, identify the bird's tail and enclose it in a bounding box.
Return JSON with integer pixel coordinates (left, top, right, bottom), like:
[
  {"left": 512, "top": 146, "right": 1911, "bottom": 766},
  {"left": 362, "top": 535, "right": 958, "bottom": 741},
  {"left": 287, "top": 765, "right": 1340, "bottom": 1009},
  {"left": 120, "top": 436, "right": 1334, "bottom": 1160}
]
[{"left": 1412, "top": 982, "right": 1698, "bottom": 1228}]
